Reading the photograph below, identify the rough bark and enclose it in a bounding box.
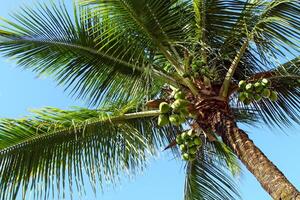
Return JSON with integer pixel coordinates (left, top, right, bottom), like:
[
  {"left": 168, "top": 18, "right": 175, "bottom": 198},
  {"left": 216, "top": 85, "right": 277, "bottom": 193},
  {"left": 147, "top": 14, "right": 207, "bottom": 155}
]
[{"left": 211, "top": 112, "right": 300, "bottom": 200}]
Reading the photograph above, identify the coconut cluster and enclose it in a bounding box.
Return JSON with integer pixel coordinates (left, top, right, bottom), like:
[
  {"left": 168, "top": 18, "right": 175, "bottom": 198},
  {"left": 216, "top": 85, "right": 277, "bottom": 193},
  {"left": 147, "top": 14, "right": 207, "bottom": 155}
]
[
  {"left": 238, "top": 78, "right": 278, "bottom": 105},
  {"left": 176, "top": 129, "right": 202, "bottom": 161},
  {"left": 158, "top": 90, "right": 190, "bottom": 127},
  {"left": 182, "top": 60, "right": 218, "bottom": 82}
]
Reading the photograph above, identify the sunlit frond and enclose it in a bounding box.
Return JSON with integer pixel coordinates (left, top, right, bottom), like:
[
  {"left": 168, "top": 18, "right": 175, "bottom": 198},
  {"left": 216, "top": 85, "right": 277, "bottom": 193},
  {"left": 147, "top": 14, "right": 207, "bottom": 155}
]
[{"left": 0, "top": 104, "right": 177, "bottom": 200}]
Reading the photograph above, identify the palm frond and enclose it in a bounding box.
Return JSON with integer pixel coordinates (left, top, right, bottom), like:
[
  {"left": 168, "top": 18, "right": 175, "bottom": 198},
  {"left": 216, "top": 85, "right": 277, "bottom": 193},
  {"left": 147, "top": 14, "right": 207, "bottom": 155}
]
[
  {"left": 0, "top": 2, "right": 173, "bottom": 106},
  {"left": 184, "top": 142, "right": 240, "bottom": 200},
  {"left": 0, "top": 104, "right": 177, "bottom": 200}
]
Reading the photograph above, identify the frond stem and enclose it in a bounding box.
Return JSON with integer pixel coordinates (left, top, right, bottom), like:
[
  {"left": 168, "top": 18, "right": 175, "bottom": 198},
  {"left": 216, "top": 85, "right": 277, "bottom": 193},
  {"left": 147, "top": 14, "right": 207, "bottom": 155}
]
[
  {"left": 0, "top": 110, "right": 161, "bottom": 154},
  {"left": 219, "top": 38, "right": 250, "bottom": 98}
]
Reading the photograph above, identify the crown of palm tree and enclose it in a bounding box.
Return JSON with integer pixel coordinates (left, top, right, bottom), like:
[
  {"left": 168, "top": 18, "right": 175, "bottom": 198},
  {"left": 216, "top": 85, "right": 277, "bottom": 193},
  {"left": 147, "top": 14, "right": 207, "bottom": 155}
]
[{"left": 0, "top": 0, "right": 299, "bottom": 199}]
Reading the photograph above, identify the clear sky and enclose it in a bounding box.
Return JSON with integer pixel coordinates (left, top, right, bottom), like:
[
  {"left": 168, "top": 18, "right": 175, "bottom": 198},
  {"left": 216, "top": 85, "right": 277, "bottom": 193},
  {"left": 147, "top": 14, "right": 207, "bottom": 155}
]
[{"left": 0, "top": 1, "right": 299, "bottom": 200}]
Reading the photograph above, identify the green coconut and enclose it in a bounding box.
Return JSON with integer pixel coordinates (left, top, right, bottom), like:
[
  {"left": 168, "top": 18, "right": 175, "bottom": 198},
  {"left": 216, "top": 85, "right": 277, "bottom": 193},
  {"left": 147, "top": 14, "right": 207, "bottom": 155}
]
[
  {"left": 188, "top": 140, "right": 196, "bottom": 147},
  {"left": 187, "top": 129, "right": 194, "bottom": 137},
  {"left": 254, "top": 82, "right": 263, "bottom": 92},
  {"left": 269, "top": 91, "right": 278, "bottom": 101},
  {"left": 176, "top": 135, "right": 183, "bottom": 144},
  {"left": 158, "top": 114, "right": 169, "bottom": 126},
  {"left": 180, "top": 107, "right": 189, "bottom": 116},
  {"left": 159, "top": 102, "right": 171, "bottom": 114},
  {"left": 261, "top": 78, "right": 270, "bottom": 87},
  {"left": 238, "top": 80, "right": 246, "bottom": 89},
  {"left": 254, "top": 94, "right": 262, "bottom": 101},
  {"left": 193, "top": 137, "right": 202, "bottom": 146},
  {"left": 174, "top": 91, "right": 185, "bottom": 100},
  {"left": 181, "top": 132, "right": 188, "bottom": 140},
  {"left": 262, "top": 88, "right": 271, "bottom": 98},
  {"left": 189, "top": 146, "right": 198, "bottom": 154},
  {"left": 179, "top": 144, "right": 187, "bottom": 152},
  {"left": 245, "top": 83, "right": 253, "bottom": 91},
  {"left": 169, "top": 114, "right": 181, "bottom": 125},
  {"left": 239, "top": 92, "right": 247, "bottom": 102},
  {"left": 182, "top": 153, "right": 190, "bottom": 161}
]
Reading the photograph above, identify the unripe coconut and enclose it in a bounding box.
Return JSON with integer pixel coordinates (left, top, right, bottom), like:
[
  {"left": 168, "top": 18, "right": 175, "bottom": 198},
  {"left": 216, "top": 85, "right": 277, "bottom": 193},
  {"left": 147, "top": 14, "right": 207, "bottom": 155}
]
[
  {"left": 169, "top": 114, "right": 181, "bottom": 125},
  {"left": 245, "top": 83, "right": 253, "bottom": 91},
  {"left": 176, "top": 135, "right": 183, "bottom": 144},
  {"left": 269, "top": 91, "right": 278, "bottom": 101},
  {"left": 262, "top": 88, "right": 271, "bottom": 98},
  {"left": 238, "top": 80, "right": 246, "bottom": 89},
  {"left": 180, "top": 144, "right": 187, "bottom": 152},
  {"left": 189, "top": 146, "right": 198, "bottom": 154},
  {"left": 254, "top": 94, "right": 262, "bottom": 101},
  {"left": 254, "top": 82, "right": 263, "bottom": 92},
  {"left": 188, "top": 140, "right": 196, "bottom": 147},
  {"left": 171, "top": 99, "right": 189, "bottom": 113},
  {"left": 180, "top": 107, "right": 189, "bottom": 116},
  {"left": 158, "top": 114, "right": 169, "bottom": 126},
  {"left": 261, "top": 78, "right": 270, "bottom": 87},
  {"left": 159, "top": 102, "right": 171, "bottom": 114},
  {"left": 182, "top": 153, "right": 190, "bottom": 161},
  {"left": 174, "top": 91, "right": 185, "bottom": 100},
  {"left": 239, "top": 92, "right": 247, "bottom": 102},
  {"left": 193, "top": 137, "right": 202, "bottom": 146},
  {"left": 181, "top": 132, "right": 189, "bottom": 140},
  {"left": 245, "top": 91, "right": 254, "bottom": 100},
  {"left": 187, "top": 129, "right": 194, "bottom": 137}
]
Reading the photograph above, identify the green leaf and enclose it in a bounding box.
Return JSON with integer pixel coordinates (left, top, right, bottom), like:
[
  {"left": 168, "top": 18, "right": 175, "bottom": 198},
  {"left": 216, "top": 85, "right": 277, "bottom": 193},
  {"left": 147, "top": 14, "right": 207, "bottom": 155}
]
[
  {"left": 0, "top": 105, "right": 177, "bottom": 199},
  {"left": 184, "top": 143, "right": 240, "bottom": 200},
  {"left": 0, "top": 2, "right": 169, "bottom": 106}
]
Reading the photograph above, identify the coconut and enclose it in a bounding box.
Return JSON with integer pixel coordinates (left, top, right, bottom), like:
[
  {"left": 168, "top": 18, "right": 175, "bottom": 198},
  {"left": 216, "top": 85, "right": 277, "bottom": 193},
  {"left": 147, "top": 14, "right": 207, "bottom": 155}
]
[
  {"left": 239, "top": 92, "right": 247, "bottom": 102},
  {"left": 254, "top": 94, "right": 262, "bottom": 101},
  {"left": 188, "top": 140, "right": 196, "bottom": 147},
  {"left": 262, "top": 88, "right": 271, "bottom": 98},
  {"left": 181, "top": 132, "right": 188, "bottom": 140},
  {"left": 176, "top": 135, "right": 183, "bottom": 144},
  {"left": 171, "top": 99, "right": 189, "bottom": 112},
  {"left": 180, "top": 107, "right": 189, "bottom": 116},
  {"left": 269, "top": 91, "right": 278, "bottom": 101},
  {"left": 182, "top": 153, "right": 190, "bottom": 161},
  {"left": 193, "top": 137, "right": 202, "bottom": 146},
  {"left": 238, "top": 80, "right": 246, "bottom": 89},
  {"left": 158, "top": 114, "right": 169, "bottom": 126},
  {"left": 179, "top": 144, "right": 187, "bottom": 152},
  {"left": 187, "top": 129, "right": 194, "bottom": 137},
  {"left": 261, "top": 78, "right": 270, "bottom": 87},
  {"left": 169, "top": 114, "right": 181, "bottom": 125},
  {"left": 189, "top": 146, "right": 198, "bottom": 154},
  {"left": 174, "top": 91, "right": 185, "bottom": 100},
  {"left": 159, "top": 102, "right": 171, "bottom": 114},
  {"left": 245, "top": 83, "right": 253, "bottom": 91}
]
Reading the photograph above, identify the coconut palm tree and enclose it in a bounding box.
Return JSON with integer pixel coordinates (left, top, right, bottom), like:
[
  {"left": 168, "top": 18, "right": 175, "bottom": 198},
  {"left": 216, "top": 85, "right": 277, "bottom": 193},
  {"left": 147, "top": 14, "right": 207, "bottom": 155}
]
[{"left": 0, "top": 0, "right": 299, "bottom": 199}]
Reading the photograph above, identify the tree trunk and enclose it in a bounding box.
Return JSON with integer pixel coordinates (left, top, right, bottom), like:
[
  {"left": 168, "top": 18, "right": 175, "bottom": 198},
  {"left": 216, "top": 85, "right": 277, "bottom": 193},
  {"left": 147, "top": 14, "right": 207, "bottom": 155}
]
[{"left": 211, "top": 112, "right": 300, "bottom": 200}]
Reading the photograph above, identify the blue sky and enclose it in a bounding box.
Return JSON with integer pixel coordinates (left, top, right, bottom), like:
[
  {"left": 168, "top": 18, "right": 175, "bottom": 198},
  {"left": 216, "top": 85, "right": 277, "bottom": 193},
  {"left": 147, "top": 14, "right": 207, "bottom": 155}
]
[{"left": 0, "top": 1, "right": 299, "bottom": 200}]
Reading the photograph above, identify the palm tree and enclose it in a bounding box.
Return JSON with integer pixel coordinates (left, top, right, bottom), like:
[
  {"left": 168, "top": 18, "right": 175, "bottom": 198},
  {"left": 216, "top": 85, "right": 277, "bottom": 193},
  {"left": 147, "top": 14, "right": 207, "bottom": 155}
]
[{"left": 0, "top": 0, "right": 299, "bottom": 199}]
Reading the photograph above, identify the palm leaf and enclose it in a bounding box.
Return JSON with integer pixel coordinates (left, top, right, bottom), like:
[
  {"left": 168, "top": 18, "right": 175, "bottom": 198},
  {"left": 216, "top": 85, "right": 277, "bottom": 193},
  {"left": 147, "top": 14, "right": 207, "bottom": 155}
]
[
  {"left": 184, "top": 141, "right": 240, "bottom": 200},
  {"left": 0, "top": 104, "right": 178, "bottom": 200},
  {"left": 0, "top": 2, "right": 174, "bottom": 106}
]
